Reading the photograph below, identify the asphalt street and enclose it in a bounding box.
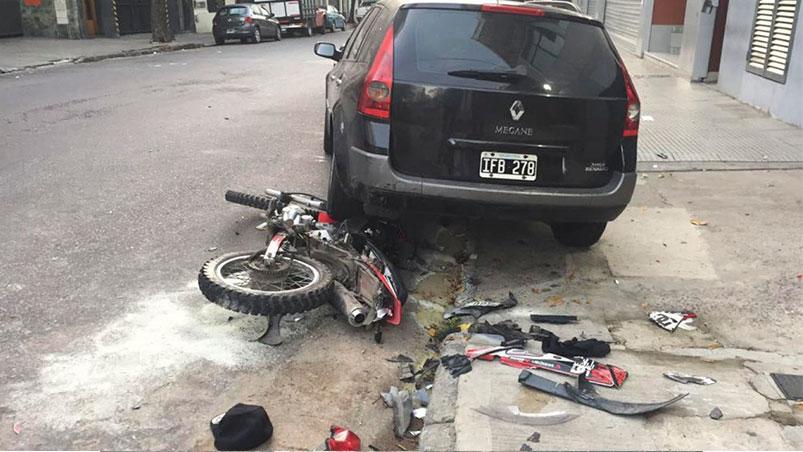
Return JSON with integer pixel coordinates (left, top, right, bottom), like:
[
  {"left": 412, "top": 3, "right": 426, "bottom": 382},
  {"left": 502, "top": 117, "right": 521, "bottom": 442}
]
[
  {"left": 0, "top": 34, "right": 343, "bottom": 379},
  {"left": 0, "top": 33, "right": 434, "bottom": 449}
]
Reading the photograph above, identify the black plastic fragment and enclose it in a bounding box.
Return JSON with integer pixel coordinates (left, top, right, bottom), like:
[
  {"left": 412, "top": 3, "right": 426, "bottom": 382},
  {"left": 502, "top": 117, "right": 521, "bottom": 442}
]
[
  {"left": 530, "top": 314, "right": 577, "bottom": 324},
  {"left": 518, "top": 370, "right": 687, "bottom": 416}
]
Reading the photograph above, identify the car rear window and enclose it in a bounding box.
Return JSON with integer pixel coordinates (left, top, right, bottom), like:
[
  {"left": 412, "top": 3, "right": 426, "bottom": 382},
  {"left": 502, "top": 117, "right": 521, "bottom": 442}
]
[
  {"left": 393, "top": 8, "right": 623, "bottom": 97},
  {"left": 218, "top": 6, "right": 248, "bottom": 16}
]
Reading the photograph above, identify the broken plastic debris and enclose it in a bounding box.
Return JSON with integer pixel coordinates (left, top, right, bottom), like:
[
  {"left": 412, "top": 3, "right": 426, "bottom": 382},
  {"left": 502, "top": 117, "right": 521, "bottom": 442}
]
[
  {"left": 709, "top": 407, "right": 723, "bottom": 420},
  {"left": 690, "top": 219, "right": 708, "bottom": 226},
  {"left": 468, "top": 333, "right": 506, "bottom": 346},
  {"left": 530, "top": 314, "right": 577, "bottom": 324},
  {"left": 468, "top": 347, "right": 627, "bottom": 388},
  {"left": 519, "top": 371, "right": 687, "bottom": 416},
  {"left": 13, "top": 422, "right": 21, "bottom": 435},
  {"left": 443, "top": 291, "right": 517, "bottom": 319},
  {"left": 473, "top": 405, "right": 579, "bottom": 426},
  {"left": 386, "top": 354, "right": 414, "bottom": 363},
  {"left": 207, "top": 246, "right": 218, "bottom": 251},
  {"left": 527, "top": 432, "right": 540, "bottom": 443},
  {"left": 664, "top": 372, "right": 716, "bottom": 385},
  {"left": 412, "top": 408, "right": 427, "bottom": 419},
  {"left": 386, "top": 387, "right": 412, "bottom": 438},
  {"left": 520, "top": 443, "right": 534, "bottom": 452},
  {"left": 770, "top": 373, "right": 803, "bottom": 400},
  {"left": 649, "top": 311, "right": 697, "bottom": 332},
  {"left": 440, "top": 354, "right": 472, "bottom": 377},
  {"left": 325, "top": 426, "right": 361, "bottom": 451}
]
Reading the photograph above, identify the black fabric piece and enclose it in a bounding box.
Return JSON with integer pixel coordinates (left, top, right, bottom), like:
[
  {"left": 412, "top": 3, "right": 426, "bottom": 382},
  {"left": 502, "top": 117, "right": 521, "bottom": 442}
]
[
  {"left": 541, "top": 335, "right": 611, "bottom": 358},
  {"left": 441, "top": 354, "right": 472, "bottom": 377},
  {"left": 518, "top": 371, "right": 687, "bottom": 416},
  {"left": 530, "top": 314, "right": 577, "bottom": 324},
  {"left": 210, "top": 403, "right": 273, "bottom": 451}
]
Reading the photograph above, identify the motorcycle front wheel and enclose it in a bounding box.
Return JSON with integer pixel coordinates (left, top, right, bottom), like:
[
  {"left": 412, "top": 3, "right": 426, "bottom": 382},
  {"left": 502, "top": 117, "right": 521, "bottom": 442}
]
[{"left": 199, "top": 251, "right": 333, "bottom": 315}]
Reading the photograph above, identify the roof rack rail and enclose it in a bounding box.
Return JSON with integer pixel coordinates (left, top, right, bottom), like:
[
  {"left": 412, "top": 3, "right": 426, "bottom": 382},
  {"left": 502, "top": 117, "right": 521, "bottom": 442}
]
[{"left": 523, "top": 0, "right": 582, "bottom": 13}]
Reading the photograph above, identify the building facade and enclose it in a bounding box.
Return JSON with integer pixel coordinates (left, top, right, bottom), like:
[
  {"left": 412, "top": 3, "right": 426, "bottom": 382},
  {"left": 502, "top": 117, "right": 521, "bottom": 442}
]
[
  {"left": 577, "top": 0, "right": 802, "bottom": 127},
  {"left": 0, "top": 0, "right": 196, "bottom": 38}
]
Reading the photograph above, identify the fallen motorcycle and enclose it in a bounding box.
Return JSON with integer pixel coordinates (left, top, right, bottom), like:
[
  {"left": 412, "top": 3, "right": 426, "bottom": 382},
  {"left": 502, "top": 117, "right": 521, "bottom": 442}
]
[{"left": 198, "top": 189, "right": 406, "bottom": 345}]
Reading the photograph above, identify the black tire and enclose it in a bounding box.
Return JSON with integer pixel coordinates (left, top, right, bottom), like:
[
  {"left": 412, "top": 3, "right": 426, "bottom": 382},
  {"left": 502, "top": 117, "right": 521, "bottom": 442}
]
[
  {"left": 323, "top": 111, "right": 333, "bottom": 155},
  {"left": 241, "top": 38, "right": 248, "bottom": 44},
  {"left": 215, "top": 37, "right": 225, "bottom": 45},
  {"left": 304, "top": 24, "right": 313, "bottom": 37},
  {"left": 274, "top": 26, "right": 282, "bottom": 41},
  {"left": 225, "top": 190, "right": 274, "bottom": 210},
  {"left": 327, "top": 156, "right": 362, "bottom": 220},
  {"left": 199, "top": 251, "right": 333, "bottom": 316},
  {"left": 340, "top": 23, "right": 346, "bottom": 31},
  {"left": 550, "top": 222, "right": 607, "bottom": 248},
  {"left": 252, "top": 26, "right": 261, "bottom": 43}
]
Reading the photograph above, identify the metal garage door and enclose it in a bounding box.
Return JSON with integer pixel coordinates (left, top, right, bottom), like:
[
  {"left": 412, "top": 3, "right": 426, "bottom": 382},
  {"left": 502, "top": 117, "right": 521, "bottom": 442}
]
[
  {"left": 586, "top": 0, "right": 604, "bottom": 21},
  {"left": 117, "top": 0, "right": 151, "bottom": 34},
  {"left": 0, "top": 0, "right": 24, "bottom": 37},
  {"left": 603, "top": 0, "right": 642, "bottom": 44}
]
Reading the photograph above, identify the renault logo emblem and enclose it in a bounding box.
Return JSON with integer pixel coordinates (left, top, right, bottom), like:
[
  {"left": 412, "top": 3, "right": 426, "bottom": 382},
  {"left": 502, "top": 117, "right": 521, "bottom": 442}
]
[{"left": 510, "top": 100, "right": 524, "bottom": 121}]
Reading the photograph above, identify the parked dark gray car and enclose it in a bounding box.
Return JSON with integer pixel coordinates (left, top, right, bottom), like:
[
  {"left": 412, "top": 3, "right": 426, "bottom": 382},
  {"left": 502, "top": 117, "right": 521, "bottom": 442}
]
[{"left": 213, "top": 4, "right": 282, "bottom": 44}]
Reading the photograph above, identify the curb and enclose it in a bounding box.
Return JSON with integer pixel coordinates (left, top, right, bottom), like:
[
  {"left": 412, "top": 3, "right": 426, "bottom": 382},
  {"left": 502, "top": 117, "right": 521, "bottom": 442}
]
[
  {"left": 0, "top": 42, "right": 209, "bottom": 75},
  {"left": 419, "top": 335, "right": 466, "bottom": 452}
]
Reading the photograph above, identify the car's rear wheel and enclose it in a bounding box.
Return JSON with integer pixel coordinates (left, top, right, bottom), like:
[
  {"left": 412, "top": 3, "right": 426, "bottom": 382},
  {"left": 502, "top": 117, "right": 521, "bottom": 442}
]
[
  {"left": 274, "top": 26, "right": 282, "bottom": 41},
  {"left": 340, "top": 22, "right": 346, "bottom": 31},
  {"left": 215, "top": 37, "right": 225, "bottom": 45},
  {"left": 304, "top": 24, "right": 313, "bottom": 37},
  {"left": 252, "top": 26, "right": 261, "bottom": 43},
  {"left": 327, "top": 156, "right": 362, "bottom": 220},
  {"left": 551, "top": 222, "right": 607, "bottom": 248}
]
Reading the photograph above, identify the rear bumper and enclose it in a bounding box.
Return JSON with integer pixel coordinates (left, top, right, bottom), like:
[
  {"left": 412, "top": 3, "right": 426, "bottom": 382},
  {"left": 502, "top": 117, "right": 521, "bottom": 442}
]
[
  {"left": 345, "top": 146, "right": 636, "bottom": 222},
  {"left": 213, "top": 25, "right": 254, "bottom": 38}
]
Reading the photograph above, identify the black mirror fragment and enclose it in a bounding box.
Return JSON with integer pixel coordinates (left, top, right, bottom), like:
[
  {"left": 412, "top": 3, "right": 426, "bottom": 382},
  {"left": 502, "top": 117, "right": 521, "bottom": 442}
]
[{"left": 518, "top": 371, "right": 688, "bottom": 416}]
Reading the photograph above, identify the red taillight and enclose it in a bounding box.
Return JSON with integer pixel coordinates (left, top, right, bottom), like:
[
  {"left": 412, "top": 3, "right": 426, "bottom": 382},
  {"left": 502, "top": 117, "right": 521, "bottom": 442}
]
[
  {"left": 244, "top": 16, "right": 253, "bottom": 23},
  {"left": 620, "top": 62, "right": 640, "bottom": 137},
  {"left": 358, "top": 25, "right": 394, "bottom": 120},
  {"left": 480, "top": 4, "right": 545, "bottom": 16}
]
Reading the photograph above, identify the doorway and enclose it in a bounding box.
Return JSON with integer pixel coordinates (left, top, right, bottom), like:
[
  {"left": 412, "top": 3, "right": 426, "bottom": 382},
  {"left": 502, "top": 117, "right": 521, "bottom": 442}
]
[
  {"left": 83, "top": 0, "right": 98, "bottom": 36},
  {"left": 647, "top": 0, "right": 687, "bottom": 66}
]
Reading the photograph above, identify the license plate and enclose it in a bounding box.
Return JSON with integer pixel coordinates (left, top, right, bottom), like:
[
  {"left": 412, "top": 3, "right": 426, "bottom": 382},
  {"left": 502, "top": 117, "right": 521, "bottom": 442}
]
[{"left": 479, "top": 151, "right": 537, "bottom": 181}]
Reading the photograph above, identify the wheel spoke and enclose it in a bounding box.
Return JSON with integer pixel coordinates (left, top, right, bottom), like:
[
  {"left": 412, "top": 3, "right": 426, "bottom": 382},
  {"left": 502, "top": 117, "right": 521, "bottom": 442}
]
[{"left": 218, "top": 255, "right": 319, "bottom": 294}]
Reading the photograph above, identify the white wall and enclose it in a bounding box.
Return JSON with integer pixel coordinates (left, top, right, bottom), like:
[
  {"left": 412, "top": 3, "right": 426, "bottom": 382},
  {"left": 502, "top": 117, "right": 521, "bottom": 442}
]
[{"left": 717, "top": 0, "right": 803, "bottom": 127}]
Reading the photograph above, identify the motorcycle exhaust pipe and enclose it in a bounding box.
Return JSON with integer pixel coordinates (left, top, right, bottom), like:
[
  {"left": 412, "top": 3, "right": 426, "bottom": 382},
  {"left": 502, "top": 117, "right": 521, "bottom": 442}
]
[{"left": 331, "top": 282, "right": 370, "bottom": 327}]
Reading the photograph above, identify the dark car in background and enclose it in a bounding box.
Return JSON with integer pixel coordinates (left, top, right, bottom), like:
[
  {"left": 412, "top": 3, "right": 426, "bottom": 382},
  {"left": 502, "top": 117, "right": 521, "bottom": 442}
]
[
  {"left": 314, "top": 0, "right": 640, "bottom": 247},
  {"left": 213, "top": 4, "right": 282, "bottom": 44}
]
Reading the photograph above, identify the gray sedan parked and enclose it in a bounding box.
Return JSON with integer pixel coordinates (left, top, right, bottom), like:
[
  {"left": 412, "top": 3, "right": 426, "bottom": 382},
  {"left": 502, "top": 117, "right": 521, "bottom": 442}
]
[{"left": 212, "top": 4, "right": 282, "bottom": 44}]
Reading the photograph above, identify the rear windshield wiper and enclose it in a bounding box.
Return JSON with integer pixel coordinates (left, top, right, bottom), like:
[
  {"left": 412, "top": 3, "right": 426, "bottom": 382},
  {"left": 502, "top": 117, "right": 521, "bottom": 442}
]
[{"left": 447, "top": 69, "right": 528, "bottom": 82}]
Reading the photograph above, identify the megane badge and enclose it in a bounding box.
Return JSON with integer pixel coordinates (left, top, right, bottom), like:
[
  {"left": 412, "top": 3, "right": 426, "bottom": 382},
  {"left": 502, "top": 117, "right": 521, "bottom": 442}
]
[{"left": 510, "top": 100, "right": 524, "bottom": 121}]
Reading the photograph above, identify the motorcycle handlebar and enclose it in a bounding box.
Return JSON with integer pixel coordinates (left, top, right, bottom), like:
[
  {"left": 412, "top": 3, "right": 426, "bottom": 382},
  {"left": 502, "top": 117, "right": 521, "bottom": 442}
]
[{"left": 264, "top": 189, "right": 327, "bottom": 211}]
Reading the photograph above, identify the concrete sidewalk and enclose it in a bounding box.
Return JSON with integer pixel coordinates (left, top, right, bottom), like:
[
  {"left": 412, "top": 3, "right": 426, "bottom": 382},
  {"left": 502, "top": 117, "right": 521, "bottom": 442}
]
[
  {"left": 0, "top": 33, "right": 214, "bottom": 74},
  {"left": 618, "top": 46, "right": 803, "bottom": 167},
  {"left": 417, "top": 169, "right": 803, "bottom": 451}
]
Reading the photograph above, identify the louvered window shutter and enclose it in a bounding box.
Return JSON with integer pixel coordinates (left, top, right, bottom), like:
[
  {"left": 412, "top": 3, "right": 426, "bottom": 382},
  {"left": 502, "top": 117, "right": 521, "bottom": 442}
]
[{"left": 747, "top": 0, "right": 800, "bottom": 83}]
